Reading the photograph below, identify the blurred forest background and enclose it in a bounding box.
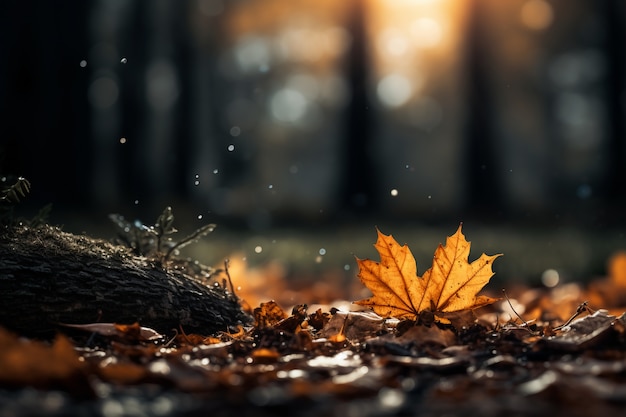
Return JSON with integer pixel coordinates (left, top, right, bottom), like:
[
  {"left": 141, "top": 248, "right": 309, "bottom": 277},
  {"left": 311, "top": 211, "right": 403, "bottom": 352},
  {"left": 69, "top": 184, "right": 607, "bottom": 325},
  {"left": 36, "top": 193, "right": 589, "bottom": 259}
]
[{"left": 1, "top": 0, "right": 625, "bottom": 290}]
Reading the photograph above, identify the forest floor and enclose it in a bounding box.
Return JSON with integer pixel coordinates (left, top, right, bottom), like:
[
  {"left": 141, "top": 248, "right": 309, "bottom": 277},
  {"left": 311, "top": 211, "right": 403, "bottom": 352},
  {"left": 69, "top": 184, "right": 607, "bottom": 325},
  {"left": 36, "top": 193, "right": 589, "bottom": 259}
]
[{"left": 3, "top": 215, "right": 626, "bottom": 417}]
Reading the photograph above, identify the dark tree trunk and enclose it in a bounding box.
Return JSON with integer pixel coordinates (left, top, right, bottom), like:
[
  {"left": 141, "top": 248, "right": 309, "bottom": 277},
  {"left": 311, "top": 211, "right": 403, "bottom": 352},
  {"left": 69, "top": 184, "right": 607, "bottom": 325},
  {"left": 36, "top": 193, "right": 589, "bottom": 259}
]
[
  {"left": 340, "top": 0, "right": 378, "bottom": 216},
  {"left": 0, "top": 225, "right": 250, "bottom": 339}
]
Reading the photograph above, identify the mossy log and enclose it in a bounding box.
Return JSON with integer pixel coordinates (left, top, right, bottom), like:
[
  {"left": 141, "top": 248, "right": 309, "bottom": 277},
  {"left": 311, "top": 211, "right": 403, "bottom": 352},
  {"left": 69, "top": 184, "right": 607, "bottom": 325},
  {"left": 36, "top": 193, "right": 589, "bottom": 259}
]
[{"left": 0, "top": 224, "right": 250, "bottom": 338}]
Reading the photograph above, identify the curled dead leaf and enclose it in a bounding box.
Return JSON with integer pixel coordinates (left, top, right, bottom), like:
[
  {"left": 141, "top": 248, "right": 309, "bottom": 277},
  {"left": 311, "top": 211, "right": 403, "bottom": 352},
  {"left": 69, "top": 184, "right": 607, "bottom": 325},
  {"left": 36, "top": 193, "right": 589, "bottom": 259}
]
[
  {"left": 59, "top": 322, "right": 163, "bottom": 342},
  {"left": 254, "top": 300, "right": 287, "bottom": 328},
  {"left": 318, "top": 311, "right": 386, "bottom": 341}
]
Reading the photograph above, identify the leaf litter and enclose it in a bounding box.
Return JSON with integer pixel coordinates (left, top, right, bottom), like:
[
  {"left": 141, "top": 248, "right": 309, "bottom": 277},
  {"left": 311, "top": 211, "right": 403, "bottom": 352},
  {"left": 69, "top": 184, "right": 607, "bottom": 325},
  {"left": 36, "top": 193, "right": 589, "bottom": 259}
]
[{"left": 3, "top": 226, "right": 626, "bottom": 416}]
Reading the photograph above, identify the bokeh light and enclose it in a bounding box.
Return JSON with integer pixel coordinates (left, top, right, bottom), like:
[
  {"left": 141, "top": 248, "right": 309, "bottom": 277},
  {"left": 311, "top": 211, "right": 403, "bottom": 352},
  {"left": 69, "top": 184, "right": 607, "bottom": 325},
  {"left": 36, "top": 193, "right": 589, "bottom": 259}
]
[
  {"left": 367, "top": 0, "right": 465, "bottom": 111},
  {"left": 377, "top": 74, "right": 414, "bottom": 108},
  {"left": 88, "top": 76, "right": 119, "bottom": 109},
  {"left": 520, "top": 0, "right": 554, "bottom": 31}
]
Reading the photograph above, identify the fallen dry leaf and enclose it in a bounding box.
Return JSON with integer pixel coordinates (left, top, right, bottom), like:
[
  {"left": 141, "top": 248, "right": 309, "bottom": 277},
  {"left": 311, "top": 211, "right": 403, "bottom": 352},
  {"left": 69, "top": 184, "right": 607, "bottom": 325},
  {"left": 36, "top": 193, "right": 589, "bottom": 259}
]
[
  {"left": 318, "top": 311, "right": 386, "bottom": 341},
  {"left": 609, "top": 251, "right": 626, "bottom": 287},
  {"left": 250, "top": 347, "right": 281, "bottom": 363},
  {"left": 254, "top": 300, "right": 288, "bottom": 328},
  {"left": 355, "top": 224, "right": 501, "bottom": 322},
  {"left": 541, "top": 310, "right": 626, "bottom": 352},
  {"left": 59, "top": 322, "right": 163, "bottom": 342},
  {"left": 588, "top": 251, "right": 626, "bottom": 309},
  {"left": 0, "top": 328, "right": 93, "bottom": 396},
  {"left": 393, "top": 324, "right": 457, "bottom": 348}
]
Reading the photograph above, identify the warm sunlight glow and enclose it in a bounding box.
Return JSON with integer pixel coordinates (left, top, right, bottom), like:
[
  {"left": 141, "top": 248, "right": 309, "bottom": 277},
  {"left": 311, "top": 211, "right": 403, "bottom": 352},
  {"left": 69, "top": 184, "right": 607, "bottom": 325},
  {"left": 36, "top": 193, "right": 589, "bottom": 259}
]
[
  {"left": 366, "top": 0, "right": 467, "bottom": 109},
  {"left": 380, "top": 29, "right": 410, "bottom": 57},
  {"left": 520, "top": 0, "right": 554, "bottom": 31},
  {"left": 410, "top": 18, "right": 443, "bottom": 48}
]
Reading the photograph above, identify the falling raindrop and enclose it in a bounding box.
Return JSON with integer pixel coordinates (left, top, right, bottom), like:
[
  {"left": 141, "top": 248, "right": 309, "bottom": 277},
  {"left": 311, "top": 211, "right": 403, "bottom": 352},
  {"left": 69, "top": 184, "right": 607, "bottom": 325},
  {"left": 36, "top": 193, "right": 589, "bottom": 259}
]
[
  {"left": 194, "top": 180, "right": 200, "bottom": 186},
  {"left": 390, "top": 189, "right": 399, "bottom": 197},
  {"left": 79, "top": 60, "right": 87, "bottom": 68},
  {"left": 344, "top": 264, "right": 351, "bottom": 271},
  {"left": 227, "top": 144, "right": 235, "bottom": 152},
  {"left": 213, "top": 169, "right": 219, "bottom": 174},
  {"left": 119, "top": 137, "right": 127, "bottom": 144},
  {"left": 134, "top": 199, "right": 139, "bottom": 205},
  {"left": 427, "top": 195, "right": 432, "bottom": 199},
  {"left": 268, "top": 184, "right": 273, "bottom": 189},
  {"left": 319, "top": 248, "right": 326, "bottom": 256},
  {"left": 197, "top": 214, "right": 203, "bottom": 220},
  {"left": 120, "top": 57, "right": 128, "bottom": 64},
  {"left": 195, "top": 174, "right": 199, "bottom": 179},
  {"left": 254, "top": 245, "right": 263, "bottom": 254},
  {"left": 230, "top": 126, "right": 241, "bottom": 137}
]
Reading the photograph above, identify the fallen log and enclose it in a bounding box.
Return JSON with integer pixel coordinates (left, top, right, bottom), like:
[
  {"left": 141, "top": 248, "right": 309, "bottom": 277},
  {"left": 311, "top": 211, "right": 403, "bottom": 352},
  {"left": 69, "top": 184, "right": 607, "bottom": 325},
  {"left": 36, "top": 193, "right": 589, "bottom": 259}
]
[{"left": 0, "top": 224, "right": 251, "bottom": 338}]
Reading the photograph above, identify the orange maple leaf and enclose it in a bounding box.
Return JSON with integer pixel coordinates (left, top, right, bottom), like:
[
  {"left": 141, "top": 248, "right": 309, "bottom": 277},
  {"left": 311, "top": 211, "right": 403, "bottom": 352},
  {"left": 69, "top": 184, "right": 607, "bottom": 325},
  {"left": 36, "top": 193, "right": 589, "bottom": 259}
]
[{"left": 354, "top": 224, "right": 501, "bottom": 321}]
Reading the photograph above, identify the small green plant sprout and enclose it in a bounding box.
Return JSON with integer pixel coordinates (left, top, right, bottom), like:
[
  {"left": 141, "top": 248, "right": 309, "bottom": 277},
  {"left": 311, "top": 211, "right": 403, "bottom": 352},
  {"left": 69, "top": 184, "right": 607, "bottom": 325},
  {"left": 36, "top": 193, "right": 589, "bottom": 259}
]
[
  {"left": 109, "top": 206, "right": 216, "bottom": 262},
  {"left": 1, "top": 176, "right": 41, "bottom": 226},
  {"left": 1, "top": 177, "right": 31, "bottom": 204}
]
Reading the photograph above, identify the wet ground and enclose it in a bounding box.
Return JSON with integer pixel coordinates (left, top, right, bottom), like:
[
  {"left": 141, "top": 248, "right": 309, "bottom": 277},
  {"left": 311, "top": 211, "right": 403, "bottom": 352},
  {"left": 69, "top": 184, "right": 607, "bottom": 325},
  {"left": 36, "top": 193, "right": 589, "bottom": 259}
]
[
  {"left": 56, "top": 209, "right": 626, "bottom": 290},
  {"left": 4, "top": 211, "right": 626, "bottom": 417}
]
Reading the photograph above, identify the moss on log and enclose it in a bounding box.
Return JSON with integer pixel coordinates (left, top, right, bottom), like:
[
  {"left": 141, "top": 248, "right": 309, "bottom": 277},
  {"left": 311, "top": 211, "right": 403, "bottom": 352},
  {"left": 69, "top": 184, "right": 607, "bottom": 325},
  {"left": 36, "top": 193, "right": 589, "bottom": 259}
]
[{"left": 0, "top": 224, "right": 250, "bottom": 338}]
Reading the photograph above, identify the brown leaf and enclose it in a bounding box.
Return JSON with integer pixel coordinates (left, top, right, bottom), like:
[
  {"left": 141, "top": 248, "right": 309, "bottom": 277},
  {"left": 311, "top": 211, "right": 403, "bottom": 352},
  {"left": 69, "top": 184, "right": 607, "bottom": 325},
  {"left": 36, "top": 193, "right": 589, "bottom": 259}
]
[
  {"left": 0, "top": 328, "right": 93, "bottom": 396},
  {"left": 175, "top": 323, "right": 224, "bottom": 346},
  {"left": 318, "top": 311, "right": 386, "bottom": 341},
  {"left": 307, "top": 308, "right": 331, "bottom": 331},
  {"left": 250, "top": 347, "right": 281, "bottom": 363},
  {"left": 609, "top": 251, "right": 626, "bottom": 287},
  {"left": 96, "top": 361, "right": 148, "bottom": 385},
  {"left": 224, "top": 325, "right": 247, "bottom": 340},
  {"left": 541, "top": 310, "right": 623, "bottom": 351},
  {"left": 275, "top": 304, "right": 308, "bottom": 333},
  {"left": 354, "top": 224, "right": 501, "bottom": 321},
  {"left": 393, "top": 325, "right": 457, "bottom": 348},
  {"left": 254, "top": 300, "right": 288, "bottom": 328},
  {"left": 59, "top": 322, "right": 163, "bottom": 342}
]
